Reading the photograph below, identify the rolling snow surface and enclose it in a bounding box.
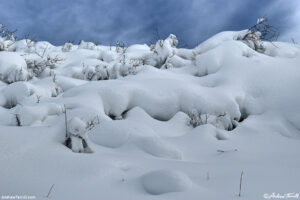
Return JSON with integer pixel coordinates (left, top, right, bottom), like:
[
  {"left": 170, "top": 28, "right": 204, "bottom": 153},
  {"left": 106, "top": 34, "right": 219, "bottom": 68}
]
[{"left": 0, "top": 30, "right": 300, "bottom": 200}]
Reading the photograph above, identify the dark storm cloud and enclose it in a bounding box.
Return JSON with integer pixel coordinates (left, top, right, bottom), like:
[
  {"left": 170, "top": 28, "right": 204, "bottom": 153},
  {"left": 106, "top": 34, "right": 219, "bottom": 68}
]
[{"left": 0, "top": 0, "right": 298, "bottom": 47}]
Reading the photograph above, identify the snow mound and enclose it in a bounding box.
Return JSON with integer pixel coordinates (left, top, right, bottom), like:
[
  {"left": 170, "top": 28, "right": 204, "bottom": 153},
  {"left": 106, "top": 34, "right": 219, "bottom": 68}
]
[
  {"left": 89, "top": 120, "right": 130, "bottom": 148},
  {"left": 16, "top": 103, "right": 63, "bottom": 126},
  {"left": 141, "top": 170, "right": 193, "bottom": 195},
  {"left": 138, "top": 137, "right": 182, "bottom": 159},
  {"left": 1, "top": 81, "right": 32, "bottom": 108},
  {"left": 125, "top": 107, "right": 190, "bottom": 137},
  {"left": 0, "top": 52, "right": 28, "bottom": 83},
  {"left": 89, "top": 119, "right": 182, "bottom": 159}
]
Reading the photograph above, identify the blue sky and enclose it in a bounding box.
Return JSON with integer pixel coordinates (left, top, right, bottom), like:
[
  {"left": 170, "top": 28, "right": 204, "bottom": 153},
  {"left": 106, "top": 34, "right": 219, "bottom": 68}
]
[{"left": 0, "top": 0, "right": 299, "bottom": 47}]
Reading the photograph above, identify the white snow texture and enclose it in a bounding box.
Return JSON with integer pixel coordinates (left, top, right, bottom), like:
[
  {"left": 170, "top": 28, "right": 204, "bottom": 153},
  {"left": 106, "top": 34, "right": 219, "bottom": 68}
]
[{"left": 0, "top": 28, "right": 300, "bottom": 200}]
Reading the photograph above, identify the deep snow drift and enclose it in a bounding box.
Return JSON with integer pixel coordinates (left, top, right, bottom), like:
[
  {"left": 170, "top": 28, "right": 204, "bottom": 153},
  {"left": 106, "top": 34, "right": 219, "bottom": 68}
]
[{"left": 0, "top": 29, "right": 300, "bottom": 200}]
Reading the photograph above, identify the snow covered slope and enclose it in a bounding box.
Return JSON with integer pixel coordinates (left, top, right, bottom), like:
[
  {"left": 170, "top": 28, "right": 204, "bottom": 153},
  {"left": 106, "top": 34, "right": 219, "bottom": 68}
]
[{"left": 0, "top": 30, "right": 300, "bottom": 200}]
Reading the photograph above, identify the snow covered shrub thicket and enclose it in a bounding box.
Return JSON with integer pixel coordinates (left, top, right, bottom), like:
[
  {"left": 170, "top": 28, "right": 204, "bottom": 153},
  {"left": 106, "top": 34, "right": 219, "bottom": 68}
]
[
  {"left": 81, "top": 63, "right": 136, "bottom": 81},
  {"left": 82, "top": 64, "right": 109, "bottom": 80},
  {"left": 26, "top": 48, "right": 63, "bottom": 78}
]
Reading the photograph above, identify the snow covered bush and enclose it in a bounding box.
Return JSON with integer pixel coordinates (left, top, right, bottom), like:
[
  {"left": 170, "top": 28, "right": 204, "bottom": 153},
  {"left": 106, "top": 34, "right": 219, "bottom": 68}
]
[
  {"left": 98, "top": 49, "right": 118, "bottom": 62},
  {"left": 148, "top": 34, "right": 178, "bottom": 68},
  {"left": 26, "top": 51, "right": 63, "bottom": 78},
  {"left": 24, "top": 37, "right": 36, "bottom": 50},
  {"left": 78, "top": 40, "right": 97, "bottom": 50},
  {"left": 81, "top": 61, "right": 138, "bottom": 81},
  {"left": 65, "top": 117, "right": 93, "bottom": 153},
  {"left": 61, "top": 42, "right": 74, "bottom": 52},
  {"left": 188, "top": 109, "right": 207, "bottom": 128},
  {"left": 240, "top": 31, "right": 265, "bottom": 53},
  {"left": 237, "top": 18, "right": 279, "bottom": 53},
  {"left": 43, "top": 55, "right": 63, "bottom": 69},
  {"left": 188, "top": 109, "right": 238, "bottom": 131},
  {"left": 115, "top": 41, "right": 127, "bottom": 53},
  {"left": 118, "top": 63, "right": 137, "bottom": 77},
  {"left": 0, "top": 24, "right": 17, "bottom": 51},
  {"left": 26, "top": 57, "right": 48, "bottom": 77},
  {"left": 82, "top": 64, "right": 109, "bottom": 80}
]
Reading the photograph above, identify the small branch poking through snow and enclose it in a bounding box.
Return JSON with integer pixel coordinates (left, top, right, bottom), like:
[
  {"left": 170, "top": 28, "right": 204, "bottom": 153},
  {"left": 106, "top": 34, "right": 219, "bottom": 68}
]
[
  {"left": 86, "top": 115, "right": 100, "bottom": 131},
  {"left": 52, "top": 73, "right": 57, "bottom": 83},
  {"left": 35, "top": 44, "right": 48, "bottom": 59},
  {"left": 36, "top": 95, "right": 41, "bottom": 104},
  {"left": 64, "top": 104, "right": 68, "bottom": 138},
  {"left": 238, "top": 171, "right": 244, "bottom": 197},
  {"left": 46, "top": 184, "right": 55, "bottom": 198},
  {"left": 14, "top": 114, "right": 21, "bottom": 126}
]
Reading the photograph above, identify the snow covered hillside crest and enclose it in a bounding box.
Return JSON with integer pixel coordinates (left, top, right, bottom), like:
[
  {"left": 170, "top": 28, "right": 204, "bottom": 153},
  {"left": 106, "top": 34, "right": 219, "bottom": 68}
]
[{"left": 1, "top": 19, "right": 300, "bottom": 199}]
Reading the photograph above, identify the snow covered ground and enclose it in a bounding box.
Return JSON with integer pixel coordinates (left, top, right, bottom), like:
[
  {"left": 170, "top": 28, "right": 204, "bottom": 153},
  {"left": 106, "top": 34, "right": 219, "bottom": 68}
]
[{"left": 0, "top": 29, "right": 300, "bottom": 200}]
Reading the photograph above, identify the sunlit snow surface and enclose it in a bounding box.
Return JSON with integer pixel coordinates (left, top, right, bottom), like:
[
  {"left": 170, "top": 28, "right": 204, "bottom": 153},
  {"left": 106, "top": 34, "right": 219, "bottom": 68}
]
[{"left": 0, "top": 31, "right": 300, "bottom": 200}]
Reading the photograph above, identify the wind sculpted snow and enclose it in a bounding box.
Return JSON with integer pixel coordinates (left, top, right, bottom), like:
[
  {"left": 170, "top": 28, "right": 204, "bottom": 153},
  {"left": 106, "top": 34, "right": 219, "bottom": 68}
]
[{"left": 0, "top": 31, "right": 300, "bottom": 200}]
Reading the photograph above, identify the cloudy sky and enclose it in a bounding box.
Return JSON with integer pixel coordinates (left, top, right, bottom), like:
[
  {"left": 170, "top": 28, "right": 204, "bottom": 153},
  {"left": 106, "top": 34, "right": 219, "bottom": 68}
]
[{"left": 0, "top": 0, "right": 299, "bottom": 47}]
